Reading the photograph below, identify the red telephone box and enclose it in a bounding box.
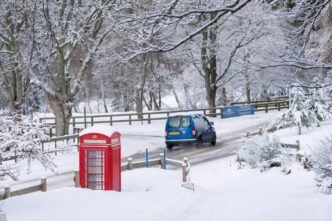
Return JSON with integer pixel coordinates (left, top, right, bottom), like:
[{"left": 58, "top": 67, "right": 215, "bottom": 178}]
[{"left": 79, "top": 126, "right": 121, "bottom": 191}]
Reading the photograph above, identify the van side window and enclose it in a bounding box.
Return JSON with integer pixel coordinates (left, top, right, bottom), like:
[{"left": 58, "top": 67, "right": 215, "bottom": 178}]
[{"left": 203, "top": 118, "right": 210, "bottom": 129}]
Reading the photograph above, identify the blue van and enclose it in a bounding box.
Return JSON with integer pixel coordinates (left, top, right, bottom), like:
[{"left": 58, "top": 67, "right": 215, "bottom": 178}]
[{"left": 165, "top": 114, "right": 216, "bottom": 150}]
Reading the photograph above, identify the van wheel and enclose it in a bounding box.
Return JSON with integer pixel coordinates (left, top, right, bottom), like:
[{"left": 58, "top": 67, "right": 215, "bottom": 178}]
[
  {"left": 196, "top": 136, "right": 203, "bottom": 147},
  {"left": 211, "top": 136, "right": 216, "bottom": 146},
  {"left": 166, "top": 144, "right": 173, "bottom": 150}
]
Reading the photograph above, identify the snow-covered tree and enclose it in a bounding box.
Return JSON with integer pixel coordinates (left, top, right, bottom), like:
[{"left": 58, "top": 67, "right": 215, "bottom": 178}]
[
  {"left": 0, "top": 114, "right": 56, "bottom": 180},
  {"left": 269, "top": 78, "right": 332, "bottom": 131},
  {"left": 311, "top": 135, "right": 332, "bottom": 194}
]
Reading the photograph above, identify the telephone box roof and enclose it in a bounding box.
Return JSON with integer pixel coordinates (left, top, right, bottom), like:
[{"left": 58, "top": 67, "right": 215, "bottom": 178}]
[{"left": 80, "top": 125, "right": 120, "bottom": 137}]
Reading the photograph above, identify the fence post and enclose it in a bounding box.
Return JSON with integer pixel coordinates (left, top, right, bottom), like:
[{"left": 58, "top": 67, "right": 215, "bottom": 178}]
[
  {"left": 296, "top": 140, "right": 300, "bottom": 151},
  {"left": 259, "top": 127, "right": 263, "bottom": 135},
  {"left": 148, "top": 113, "right": 151, "bottom": 124},
  {"left": 72, "top": 117, "right": 76, "bottom": 134},
  {"left": 84, "top": 107, "right": 87, "bottom": 129},
  {"left": 159, "top": 153, "right": 164, "bottom": 169},
  {"left": 127, "top": 158, "right": 133, "bottom": 170},
  {"left": 91, "top": 117, "right": 94, "bottom": 126},
  {"left": 0, "top": 210, "right": 7, "bottom": 221},
  {"left": 110, "top": 116, "right": 113, "bottom": 126},
  {"left": 164, "top": 148, "right": 167, "bottom": 169},
  {"left": 129, "top": 115, "right": 132, "bottom": 125},
  {"left": 182, "top": 162, "right": 187, "bottom": 182},
  {"left": 278, "top": 102, "right": 281, "bottom": 111},
  {"left": 265, "top": 103, "right": 268, "bottom": 113},
  {"left": 297, "top": 122, "right": 301, "bottom": 135},
  {"left": 54, "top": 140, "right": 57, "bottom": 156},
  {"left": 182, "top": 157, "right": 188, "bottom": 183},
  {"left": 41, "top": 177, "right": 47, "bottom": 192},
  {"left": 4, "top": 186, "right": 10, "bottom": 199},
  {"left": 74, "top": 171, "right": 80, "bottom": 187},
  {"left": 49, "top": 127, "right": 53, "bottom": 138},
  {"left": 14, "top": 150, "right": 17, "bottom": 163},
  {"left": 145, "top": 148, "right": 149, "bottom": 168}
]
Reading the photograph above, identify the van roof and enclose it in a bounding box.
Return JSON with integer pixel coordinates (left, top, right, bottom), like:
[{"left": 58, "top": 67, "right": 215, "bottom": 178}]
[{"left": 168, "top": 113, "right": 204, "bottom": 118}]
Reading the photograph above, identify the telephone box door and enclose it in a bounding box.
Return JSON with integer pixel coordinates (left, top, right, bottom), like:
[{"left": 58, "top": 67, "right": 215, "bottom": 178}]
[{"left": 84, "top": 149, "right": 106, "bottom": 190}]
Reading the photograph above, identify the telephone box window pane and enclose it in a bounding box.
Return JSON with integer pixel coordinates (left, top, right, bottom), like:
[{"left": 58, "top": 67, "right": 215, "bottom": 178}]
[
  {"left": 88, "top": 158, "right": 103, "bottom": 166},
  {"left": 88, "top": 174, "right": 103, "bottom": 182},
  {"left": 88, "top": 166, "right": 104, "bottom": 174},
  {"left": 88, "top": 182, "right": 103, "bottom": 190},
  {"left": 88, "top": 151, "right": 103, "bottom": 158}
]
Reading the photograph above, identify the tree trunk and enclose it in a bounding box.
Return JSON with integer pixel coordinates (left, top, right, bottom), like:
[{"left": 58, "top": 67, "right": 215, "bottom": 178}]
[
  {"left": 100, "top": 78, "right": 108, "bottom": 113},
  {"left": 0, "top": 68, "right": 23, "bottom": 113},
  {"left": 123, "top": 92, "right": 130, "bottom": 112},
  {"left": 221, "top": 87, "right": 227, "bottom": 106},
  {"left": 172, "top": 87, "right": 182, "bottom": 109},
  {"left": 84, "top": 78, "right": 92, "bottom": 113},
  {"left": 201, "top": 23, "right": 218, "bottom": 117},
  {"left": 245, "top": 73, "right": 251, "bottom": 103},
  {"left": 206, "top": 86, "right": 217, "bottom": 116},
  {"left": 136, "top": 54, "right": 149, "bottom": 119},
  {"left": 48, "top": 98, "right": 72, "bottom": 136},
  {"left": 246, "top": 87, "right": 251, "bottom": 103},
  {"left": 135, "top": 89, "right": 144, "bottom": 119}
]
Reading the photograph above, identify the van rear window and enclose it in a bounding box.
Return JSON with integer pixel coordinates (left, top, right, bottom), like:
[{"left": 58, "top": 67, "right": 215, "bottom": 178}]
[{"left": 167, "top": 116, "right": 190, "bottom": 128}]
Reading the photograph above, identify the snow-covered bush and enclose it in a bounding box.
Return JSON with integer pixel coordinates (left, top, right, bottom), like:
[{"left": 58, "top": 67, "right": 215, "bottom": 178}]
[
  {"left": 269, "top": 80, "right": 332, "bottom": 131},
  {"left": 0, "top": 114, "right": 56, "bottom": 180},
  {"left": 237, "top": 133, "right": 290, "bottom": 171},
  {"left": 311, "top": 135, "right": 332, "bottom": 193}
]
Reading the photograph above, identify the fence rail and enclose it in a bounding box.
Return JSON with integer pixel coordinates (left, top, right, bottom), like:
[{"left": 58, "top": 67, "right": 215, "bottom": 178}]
[
  {"left": 0, "top": 178, "right": 46, "bottom": 200},
  {"left": 40, "top": 100, "right": 289, "bottom": 130},
  {"left": 1, "top": 155, "right": 189, "bottom": 200},
  {"left": 243, "top": 127, "right": 301, "bottom": 151},
  {"left": 34, "top": 100, "right": 290, "bottom": 154},
  {"left": 1, "top": 134, "right": 81, "bottom": 164}
]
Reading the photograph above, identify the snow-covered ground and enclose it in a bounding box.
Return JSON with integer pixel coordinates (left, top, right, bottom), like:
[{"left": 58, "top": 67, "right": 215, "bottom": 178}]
[
  {"left": 3, "top": 156, "right": 332, "bottom": 221},
  {"left": 2, "top": 111, "right": 332, "bottom": 221}
]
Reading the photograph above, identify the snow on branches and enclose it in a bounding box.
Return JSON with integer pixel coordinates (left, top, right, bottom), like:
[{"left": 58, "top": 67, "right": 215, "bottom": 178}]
[{"left": 0, "top": 114, "right": 56, "bottom": 180}]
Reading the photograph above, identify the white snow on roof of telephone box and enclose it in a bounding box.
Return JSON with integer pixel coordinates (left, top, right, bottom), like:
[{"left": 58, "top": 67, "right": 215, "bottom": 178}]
[{"left": 80, "top": 125, "right": 120, "bottom": 137}]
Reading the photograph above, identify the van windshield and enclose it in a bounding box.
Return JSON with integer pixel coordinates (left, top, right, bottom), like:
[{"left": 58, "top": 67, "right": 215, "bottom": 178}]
[{"left": 167, "top": 116, "right": 191, "bottom": 128}]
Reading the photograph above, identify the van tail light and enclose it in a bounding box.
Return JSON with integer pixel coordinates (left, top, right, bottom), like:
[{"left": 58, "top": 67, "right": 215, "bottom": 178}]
[{"left": 192, "top": 129, "right": 197, "bottom": 136}]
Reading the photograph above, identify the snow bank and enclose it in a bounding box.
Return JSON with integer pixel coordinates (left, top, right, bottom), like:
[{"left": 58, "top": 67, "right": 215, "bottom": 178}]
[{"left": 3, "top": 158, "right": 332, "bottom": 221}]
